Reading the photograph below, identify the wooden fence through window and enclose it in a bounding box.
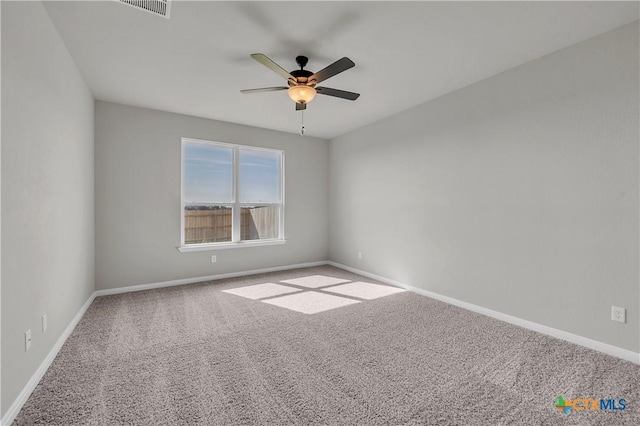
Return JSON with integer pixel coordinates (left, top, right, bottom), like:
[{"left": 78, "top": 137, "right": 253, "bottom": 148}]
[{"left": 184, "top": 206, "right": 278, "bottom": 244}]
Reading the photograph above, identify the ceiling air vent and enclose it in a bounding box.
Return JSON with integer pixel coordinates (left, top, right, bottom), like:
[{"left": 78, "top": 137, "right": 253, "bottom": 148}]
[{"left": 118, "top": 0, "right": 171, "bottom": 19}]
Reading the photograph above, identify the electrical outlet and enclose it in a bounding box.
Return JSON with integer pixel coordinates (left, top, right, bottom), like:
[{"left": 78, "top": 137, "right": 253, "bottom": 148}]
[
  {"left": 357, "top": 251, "right": 362, "bottom": 259},
  {"left": 42, "top": 314, "right": 48, "bottom": 333},
  {"left": 211, "top": 255, "right": 217, "bottom": 263},
  {"left": 25, "top": 329, "right": 32, "bottom": 352},
  {"left": 611, "top": 306, "right": 626, "bottom": 323}
]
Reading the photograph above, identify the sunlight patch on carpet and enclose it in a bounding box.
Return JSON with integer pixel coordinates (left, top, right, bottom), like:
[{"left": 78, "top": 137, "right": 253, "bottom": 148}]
[
  {"left": 323, "top": 282, "right": 406, "bottom": 300},
  {"left": 222, "top": 283, "right": 301, "bottom": 300},
  {"left": 262, "top": 291, "right": 360, "bottom": 314},
  {"left": 280, "top": 275, "right": 351, "bottom": 288}
]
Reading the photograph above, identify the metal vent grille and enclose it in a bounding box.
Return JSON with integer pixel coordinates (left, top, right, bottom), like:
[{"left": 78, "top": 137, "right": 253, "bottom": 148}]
[{"left": 118, "top": 0, "right": 170, "bottom": 18}]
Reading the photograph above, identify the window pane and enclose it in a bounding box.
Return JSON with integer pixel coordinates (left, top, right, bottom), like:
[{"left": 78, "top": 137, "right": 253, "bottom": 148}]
[
  {"left": 183, "top": 142, "right": 233, "bottom": 203},
  {"left": 184, "top": 205, "right": 232, "bottom": 244},
  {"left": 241, "top": 205, "right": 280, "bottom": 241},
  {"left": 239, "top": 149, "right": 281, "bottom": 203}
]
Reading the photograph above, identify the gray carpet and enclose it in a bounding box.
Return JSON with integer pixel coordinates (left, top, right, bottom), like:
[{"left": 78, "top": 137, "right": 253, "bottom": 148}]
[{"left": 14, "top": 266, "right": 640, "bottom": 425}]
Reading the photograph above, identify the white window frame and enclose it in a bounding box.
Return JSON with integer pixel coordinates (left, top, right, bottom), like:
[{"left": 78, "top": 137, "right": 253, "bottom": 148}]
[{"left": 178, "top": 137, "right": 285, "bottom": 252}]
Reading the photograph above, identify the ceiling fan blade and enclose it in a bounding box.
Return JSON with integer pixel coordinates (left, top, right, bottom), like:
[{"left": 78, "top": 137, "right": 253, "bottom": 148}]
[
  {"left": 296, "top": 102, "right": 307, "bottom": 111},
  {"left": 241, "top": 86, "right": 288, "bottom": 94},
  {"left": 250, "top": 53, "right": 295, "bottom": 81},
  {"left": 316, "top": 86, "right": 360, "bottom": 101},
  {"left": 310, "top": 57, "right": 355, "bottom": 84}
]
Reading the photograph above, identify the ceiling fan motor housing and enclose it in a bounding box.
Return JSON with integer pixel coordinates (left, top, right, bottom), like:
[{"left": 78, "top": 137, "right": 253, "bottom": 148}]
[{"left": 290, "top": 69, "right": 314, "bottom": 86}]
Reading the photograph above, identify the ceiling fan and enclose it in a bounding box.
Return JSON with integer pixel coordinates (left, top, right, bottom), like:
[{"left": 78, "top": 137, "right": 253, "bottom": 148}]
[{"left": 241, "top": 53, "right": 360, "bottom": 111}]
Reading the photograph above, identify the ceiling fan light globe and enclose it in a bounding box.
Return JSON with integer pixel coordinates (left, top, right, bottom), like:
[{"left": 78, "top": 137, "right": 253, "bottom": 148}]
[{"left": 288, "top": 86, "right": 316, "bottom": 104}]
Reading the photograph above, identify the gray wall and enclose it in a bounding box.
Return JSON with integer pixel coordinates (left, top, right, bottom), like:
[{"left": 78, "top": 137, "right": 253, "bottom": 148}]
[
  {"left": 95, "top": 101, "right": 329, "bottom": 290},
  {"left": 1, "top": 1, "right": 95, "bottom": 416},
  {"left": 329, "top": 22, "right": 639, "bottom": 351}
]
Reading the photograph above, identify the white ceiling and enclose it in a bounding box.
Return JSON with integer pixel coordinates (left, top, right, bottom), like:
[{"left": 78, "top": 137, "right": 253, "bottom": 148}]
[{"left": 43, "top": 1, "right": 639, "bottom": 139}]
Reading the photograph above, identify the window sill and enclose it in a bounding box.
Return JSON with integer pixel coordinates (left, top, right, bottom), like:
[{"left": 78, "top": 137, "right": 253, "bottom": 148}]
[{"left": 177, "top": 239, "right": 286, "bottom": 252}]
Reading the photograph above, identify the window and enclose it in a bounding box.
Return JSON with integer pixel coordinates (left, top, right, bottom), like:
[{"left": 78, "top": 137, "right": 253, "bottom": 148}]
[{"left": 179, "top": 138, "right": 284, "bottom": 251}]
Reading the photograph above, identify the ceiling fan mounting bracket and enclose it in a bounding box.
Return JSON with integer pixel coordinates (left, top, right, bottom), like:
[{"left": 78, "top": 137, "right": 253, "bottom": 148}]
[{"left": 295, "top": 55, "right": 309, "bottom": 69}]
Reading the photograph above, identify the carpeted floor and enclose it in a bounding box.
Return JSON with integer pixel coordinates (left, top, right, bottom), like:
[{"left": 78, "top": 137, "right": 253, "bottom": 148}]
[{"left": 14, "top": 265, "right": 640, "bottom": 425}]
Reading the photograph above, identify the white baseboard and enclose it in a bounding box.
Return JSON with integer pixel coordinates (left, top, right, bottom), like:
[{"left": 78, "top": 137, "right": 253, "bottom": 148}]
[
  {"left": 95, "top": 261, "right": 329, "bottom": 297},
  {"left": 328, "top": 261, "right": 640, "bottom": 364},
  {"left": 1, "top": 292, "right": 97, "bottom": 426}
]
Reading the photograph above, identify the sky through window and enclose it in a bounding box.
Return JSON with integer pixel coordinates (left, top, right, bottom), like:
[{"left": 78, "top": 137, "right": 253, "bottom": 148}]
[{"left": 183, "top": 142, "right": 281, "bottom": 204}]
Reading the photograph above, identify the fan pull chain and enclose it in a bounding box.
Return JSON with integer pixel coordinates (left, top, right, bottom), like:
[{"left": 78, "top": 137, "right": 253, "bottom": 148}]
[{"left": 300, "top": 109, "right": 306, "bottom": 136}]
